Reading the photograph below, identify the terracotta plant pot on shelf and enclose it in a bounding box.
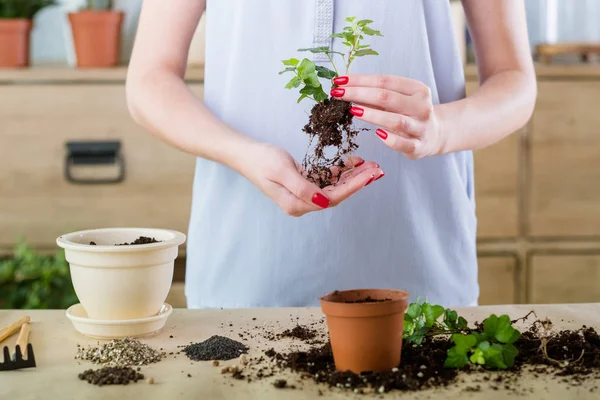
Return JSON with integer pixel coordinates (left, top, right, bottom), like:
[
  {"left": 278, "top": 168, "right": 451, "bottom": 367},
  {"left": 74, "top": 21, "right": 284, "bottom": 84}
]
[
  {"left": 0, "top": 19, "right": 32, "bottom": 67},
  {"left": 68, "top": 10, "right": 123, "bottom": 67},
  {"left": 320, "top": 288, "right": 409, "bottom": 374}
]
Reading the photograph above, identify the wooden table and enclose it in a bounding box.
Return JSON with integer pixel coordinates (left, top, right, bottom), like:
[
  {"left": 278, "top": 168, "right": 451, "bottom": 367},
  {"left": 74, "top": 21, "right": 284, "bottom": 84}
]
[{"left": 1, "top": 304, "right": 599, "bottom": 399}]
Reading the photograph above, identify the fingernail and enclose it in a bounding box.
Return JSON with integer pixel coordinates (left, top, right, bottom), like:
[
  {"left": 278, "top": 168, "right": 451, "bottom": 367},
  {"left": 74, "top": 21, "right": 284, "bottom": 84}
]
[
  {"left": 333, "top": 76, "right": 349, "bottom": 85},
  {"left": 354, "top": 160, "right": 365, "bottom": 167},
  {"left": 376, "top": 129, "right": 388, "bottom": 140},
  {"left": 365, "top": 175, "right": 375, "bottom": 186},
  {"left": 312, "top": 193, "right": 330, "bottom": 208},
  {"left": 375, "top": 172, "right": 385, "bottom": 181},
  {"left": 330, "top": 88, "right": 345, "bottom": 97},
  {"left": 350, "top": 106, "right": 364, "bottom": 117}
]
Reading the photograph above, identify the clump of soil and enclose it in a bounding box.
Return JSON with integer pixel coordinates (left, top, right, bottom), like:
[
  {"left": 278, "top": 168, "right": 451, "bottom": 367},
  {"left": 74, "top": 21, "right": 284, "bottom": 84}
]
[
  {"left": 116, "top": 236, "right": 161, "bottom": 246},
  {"left": 78, "top": 366, "right": 145, "bottom": 386},
  {"left": 182, "top": 335, "right": 248, "bottom": 361},
  {"left": 88, "top": 236, "right": 161, "bottom": 246},
  {"left": 344, "top": 297, "right": 392, "bottom": 304},
  {"left": 278, "top": 325, "right": 318, "bottom": 341},
  {"left": 302, "top": 98, "right": 363, "bottom": 188}
]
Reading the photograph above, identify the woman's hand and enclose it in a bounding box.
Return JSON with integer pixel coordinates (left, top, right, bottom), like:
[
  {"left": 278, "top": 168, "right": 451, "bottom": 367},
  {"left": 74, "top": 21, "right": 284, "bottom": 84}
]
[
  {"left": 329, "top": 75, "right": 444, "bottom": 160},
  {"left": 237, "top": 143, "right": 383, "bottom": 217}
]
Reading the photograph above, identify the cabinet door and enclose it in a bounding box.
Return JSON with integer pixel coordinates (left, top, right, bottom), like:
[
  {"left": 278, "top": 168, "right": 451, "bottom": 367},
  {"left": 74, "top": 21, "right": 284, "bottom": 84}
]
[
  {"left": 478, "top": 256, "right": 517, "bottom": 305},
  {"left": 530, "top": 81, "right": 600, "bottom": 237},
  {"left": 530, "top": 254, "right": 600, "bottom": 304},
  {"left": 0, "top": 84, "right": 202, "bottom": 251},
  {"left": 467, "top": 82, "right": 520, "bottom": 239}
]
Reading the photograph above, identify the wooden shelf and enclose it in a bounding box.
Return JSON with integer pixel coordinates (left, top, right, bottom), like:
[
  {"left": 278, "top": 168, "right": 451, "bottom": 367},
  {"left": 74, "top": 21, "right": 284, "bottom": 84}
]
[{"left": 0, "top": 65, "right": 205, "bottom": 84}]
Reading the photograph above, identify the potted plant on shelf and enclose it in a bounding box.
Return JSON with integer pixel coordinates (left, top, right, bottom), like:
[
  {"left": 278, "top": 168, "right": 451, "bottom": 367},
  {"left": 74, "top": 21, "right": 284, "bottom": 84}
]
[
  {"left": 68, "top": 0, "right": 123, "bottom": 67},
  {"left": 0, "top": 0, "right": 56, "bottom": 68}
]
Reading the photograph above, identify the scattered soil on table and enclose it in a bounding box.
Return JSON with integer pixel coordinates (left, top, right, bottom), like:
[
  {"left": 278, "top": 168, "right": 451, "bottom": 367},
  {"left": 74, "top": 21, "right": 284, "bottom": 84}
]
[
  {"left": 78, "top": 366, "right": 144, "bottom": 386},
  {"left": 182, "top": 335, "right": 248, "bottom": 361},
  {"left": 225, "top": 315, "right": 600, "bottom": 395},
  {"left": 302, "top": 98, "right": 364, "bottom": 188},
  {"left": 278, "top": 325, "right": 318, "bottom": 341},
  {"left": 344, "top": 297, "right": 392, "bottom": 304}
]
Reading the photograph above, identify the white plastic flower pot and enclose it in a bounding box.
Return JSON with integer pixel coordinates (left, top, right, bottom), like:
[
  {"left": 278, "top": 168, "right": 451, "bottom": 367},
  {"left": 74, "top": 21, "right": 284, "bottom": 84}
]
[{"left": 57, "top": 228, "right": 186, "bottom": 320}]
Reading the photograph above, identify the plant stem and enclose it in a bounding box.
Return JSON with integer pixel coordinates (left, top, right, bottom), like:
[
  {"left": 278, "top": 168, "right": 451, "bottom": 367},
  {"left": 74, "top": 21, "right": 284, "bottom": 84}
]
[
  {"left": 325, "top": 53, "right": 339, "bottom": 77},
  {"left": 345, "top": 26, "right": 364, "bottom": 75}
]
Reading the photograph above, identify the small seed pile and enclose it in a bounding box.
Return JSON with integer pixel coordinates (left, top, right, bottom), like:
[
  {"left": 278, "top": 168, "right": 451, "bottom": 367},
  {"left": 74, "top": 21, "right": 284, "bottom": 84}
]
[
  {"left": 75, "top": 337, "right": 165, "bottom": 367},
  {"left": 78, "top": 366, "right": 144, "bottom": 386},
  {"left": 182, "top": 335, "right": 248, "bottom": 361}
]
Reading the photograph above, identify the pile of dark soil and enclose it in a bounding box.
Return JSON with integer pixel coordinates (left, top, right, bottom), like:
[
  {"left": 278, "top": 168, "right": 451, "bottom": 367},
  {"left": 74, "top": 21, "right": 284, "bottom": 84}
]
[
  {"left": 182, "top": 335, "right": 248, "bottom": 361},
  {"left": 302, "top": 98, "right": 361, "bottom": 188},
  {"left": 78, "top": 366, "right": 144, "bottom": 386},
  {"left": 278, "top": 325, "right": 318, "bottom": 341}
]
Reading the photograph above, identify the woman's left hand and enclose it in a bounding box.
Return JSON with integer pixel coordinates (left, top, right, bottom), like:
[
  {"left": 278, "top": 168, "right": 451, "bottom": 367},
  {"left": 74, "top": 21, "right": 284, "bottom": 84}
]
[{"left": 330, "top": 74, "right": 446, "bottom": 160}]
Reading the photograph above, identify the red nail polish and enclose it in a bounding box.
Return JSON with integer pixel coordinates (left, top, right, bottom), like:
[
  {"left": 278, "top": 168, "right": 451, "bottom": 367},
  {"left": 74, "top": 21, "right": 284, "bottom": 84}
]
[
  {"left": 330, "top": 88, "right": 345, "bottom": 97},
  {"left": 354, "top": 160, "right": 365, "bottom": 167},
  {"left": 365, "top": 175, "right": 375, "bottom": 186},
  {"left": 350, "top": 106, "right": 364, "bottom": 117},
  {"left": 312, "top": 193, "right": 330, "bottom": 208},
  {"left": 375, "top": 172, "right": 385, "bottom": 181},
  {"left": 376, "top": 129, "right": 388, "bottom": 140},
  {"left": 333, "top": 76, "right": 349, "bottom": 85}
]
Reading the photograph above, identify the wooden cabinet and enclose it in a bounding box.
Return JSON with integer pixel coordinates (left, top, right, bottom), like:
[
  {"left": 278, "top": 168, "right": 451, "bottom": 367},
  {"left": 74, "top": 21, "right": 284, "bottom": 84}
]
[
  {"left": 530, "top": 253, "right": 600, "bottom": 304},
  {"left": 529, "top": 82, "right": 600, "bottom": 237},
  {"left": 478, "top": 256, "right": 518, "bottom": 305},
  {"left": 467, "top": 82, "right": 520, "bottom": 239},
  {"left": 0, "top": 84, "right": 201, "bottom": 250}
]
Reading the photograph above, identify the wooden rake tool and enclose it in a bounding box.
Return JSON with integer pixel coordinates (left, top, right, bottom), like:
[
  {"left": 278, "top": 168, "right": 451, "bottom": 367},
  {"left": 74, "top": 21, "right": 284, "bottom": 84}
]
[{"left": 0, "top": 316, "right": 36, "bottom": 371}]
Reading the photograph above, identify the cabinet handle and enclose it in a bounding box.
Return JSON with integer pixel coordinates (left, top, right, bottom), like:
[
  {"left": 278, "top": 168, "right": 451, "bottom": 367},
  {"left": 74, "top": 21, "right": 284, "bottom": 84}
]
[{"left": 64, "top": 140, "right": 125, "bottom": 184}]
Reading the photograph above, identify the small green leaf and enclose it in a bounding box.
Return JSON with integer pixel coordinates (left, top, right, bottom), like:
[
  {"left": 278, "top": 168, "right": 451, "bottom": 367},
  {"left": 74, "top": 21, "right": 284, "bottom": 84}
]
[
  {"left": 444, "top": 309, "right": 458, "bottom": 329},
  {"left": 469, "top": 348, "right": 485, "bottom": 365},
  {"left": 313, "top": 90, "right": 329, "bottom": 103},
  {"left": 457, "top": 316, "right": 468, "bottom": 330},
  {"left": 315, "top": 66, "right": 337, "bottom": 79},
  {"left": 345, "top": 16, "right": 356, "bottom": 22},
  {"left": 282, "top": 58, "right": 300, "bottom": 66},
  {"left": 478, "top": 341, "right": 507, "bottom": 369},
  {"left": 445, "top": 346, "right": 469, "bottom": 368},
  {"left": 298, "top": 47, "right": 344, "bottom": 56},
  {"left": 494, "top": 315, "right": 521, "bottom": 344},
  {"left": 423, "top": 303, "right": 445, "bottom": 327},
  {"left": 279, "top": 67, "right": 296, "bottom": 75},
  {"left": 362, "top": 26, "right": 383, "bottom": 36},
  {"left": 297, "top": 94, "right": 309, "bottom": 103},
  {"left": 284, "top": 76, "right": 302, "bottom": 89},
  {"left": 297, "top": 58, "right": 316, "bottom": 79},
  {"left": 330, "top": 33, "right": 346, "bottom": 39},
  {"left": 303, "top": 74, "right": 321, "bottom": 88},
  {"left": 354, "top": 49, "right": 379, "bottom": 57},
  {"left": 357, "top": 19, "right": 374, "bottom": 27}
]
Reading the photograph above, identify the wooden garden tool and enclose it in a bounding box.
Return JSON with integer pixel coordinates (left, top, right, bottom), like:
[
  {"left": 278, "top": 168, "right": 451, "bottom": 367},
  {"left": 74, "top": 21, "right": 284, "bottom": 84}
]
[{"left": 0, "top": 316, "right": 36, "bottom": 371}]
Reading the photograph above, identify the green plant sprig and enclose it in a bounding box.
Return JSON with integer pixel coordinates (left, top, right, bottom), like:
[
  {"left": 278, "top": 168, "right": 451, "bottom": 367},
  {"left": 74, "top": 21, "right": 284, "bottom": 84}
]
[
  {"left": 0, "top": 0, "right": 56, "bottom": 19},
  {"left": 403, "top": 298, "right": 469, "bottom": 345},
  {"left": 279, "top": 16, "right": 382, "bottom": 104},
  {"left": 445, "top": 314, "right": 521, "bottom": 370}
]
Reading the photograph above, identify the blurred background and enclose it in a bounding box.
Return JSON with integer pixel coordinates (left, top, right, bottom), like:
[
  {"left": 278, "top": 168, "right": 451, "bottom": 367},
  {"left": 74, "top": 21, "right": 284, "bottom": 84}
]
[{"left": 1, "top": 0, "right": 600, "bottom": 310}]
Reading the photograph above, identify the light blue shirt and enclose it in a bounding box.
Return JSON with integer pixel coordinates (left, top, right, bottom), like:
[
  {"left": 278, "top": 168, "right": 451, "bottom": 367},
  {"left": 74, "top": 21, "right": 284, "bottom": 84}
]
[{"left": 185, "top": 0, "right": 478, "bottom": 308}]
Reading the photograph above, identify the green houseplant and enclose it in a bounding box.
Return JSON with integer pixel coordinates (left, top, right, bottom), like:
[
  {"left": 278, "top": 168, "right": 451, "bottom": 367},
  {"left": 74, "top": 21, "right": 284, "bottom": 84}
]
[
  {"left": 68, "top": 0, "right": 124, "bottom": 67},
  {"left": 0, "top": 0, "right": 56, "bottom": 68},
  {"left": 0, "top": 240, "right": 78, "bottom": 309}
]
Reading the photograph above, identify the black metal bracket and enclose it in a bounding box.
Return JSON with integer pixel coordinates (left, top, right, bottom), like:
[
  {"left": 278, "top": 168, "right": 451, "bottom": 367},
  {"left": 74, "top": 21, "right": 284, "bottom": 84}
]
[{"left": 65, "top": 140, "right": 125, "bottom": 184}]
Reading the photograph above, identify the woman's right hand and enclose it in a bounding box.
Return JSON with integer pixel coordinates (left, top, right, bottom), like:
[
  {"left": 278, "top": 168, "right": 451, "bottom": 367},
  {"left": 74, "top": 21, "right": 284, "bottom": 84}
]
[{"left": 237, "top": 143, "right": 383, "bottom": 217}]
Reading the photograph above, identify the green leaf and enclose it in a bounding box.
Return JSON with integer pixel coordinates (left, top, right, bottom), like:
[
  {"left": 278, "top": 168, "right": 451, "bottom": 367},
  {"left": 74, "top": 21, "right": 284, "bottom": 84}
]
[
  {"left": 330, "top": 33, "right": 346, "bottom": 39},
  {"left": 407, "top": 302, "right": 422, "bottom": 320},
  {"left": 279, "top": 67, "right": 296, "bottom": 75},
  {"left": 284, "top": 76, "right": 302, "bottom": 89},
  {"left": 297, "top": 94, "right": 309, "bottom": 103},
  {"left": 444, "top": 309, "right": 458, "bottom": 329},
  {"left": 362, "top": 26, "right": 383, "bottom": 36},
  {"left": 315, "top": 66, "right": 337, "bottom": 79},
  {"left": 501, "top": 343, "right": 519, "bottom": 367},
  {"left": 313, "top": 90, "right": 329, "bottom": 103},
  {"left": 297, "top": 47, "right": 344, "bottom": 56},
  {"left": 469, "top": 348, "right": 486, "bottom": 365},
  {"left": 303, "top": 73, "right": 321, "bottom": 88},
  {"left": 478, "top": 341, "right": 507, "bottom": 369},
  {"left": 457, "top": 316, "right": 468, "bottom": 330},
  {"left": 297, "top": 58, "right": 316, "bottom": 79},
  {"left": 345, "top": 16, "right": 356, "bottom": 22},
  {"left": 357, "top": 19, "right": 374, "bottom": 27},
  {"left": 354, "top": 49, "right": 379, "bottom": 57},
  {"left": 423, "top": 303, "right": 445, "bottom": 327},
  {"left": 451, "top": 333, "right": 477, "bottom": 352},
  {"left": 495, "top": 315, "right": 521, "bottom": 344},
  {"left": 445, "top": 346, "right": 469, "bottom": 368},
  {"left": 282, "top": 58, "right": 300, "bottom": 66}
]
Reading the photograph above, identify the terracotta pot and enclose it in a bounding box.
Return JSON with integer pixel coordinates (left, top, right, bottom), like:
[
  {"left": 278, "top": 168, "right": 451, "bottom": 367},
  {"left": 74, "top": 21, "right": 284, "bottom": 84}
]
[
  {"left": 68, "top": 11, "right": 124, "bottom": 68},
  {"left": 0, "top": 19, "right": 32, "bottom": 68},
  {"left": 320, "top": 288, "right": 409, "bottom": 374}
]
